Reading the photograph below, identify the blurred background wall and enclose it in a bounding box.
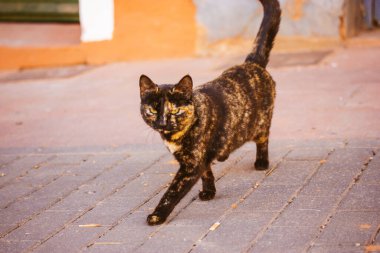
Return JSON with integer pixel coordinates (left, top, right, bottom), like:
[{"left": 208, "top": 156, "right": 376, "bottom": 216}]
[{"left": 0, "top": 0, "right": 375, "bottom": 70}]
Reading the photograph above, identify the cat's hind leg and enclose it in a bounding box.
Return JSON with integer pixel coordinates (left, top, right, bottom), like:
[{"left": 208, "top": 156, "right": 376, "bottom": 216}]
[
  {"left": 255, "top": 140, "right": 269, "bottom": 170},
  {"left": 199, "top": 165, "right": 216, "bottom": 201}
]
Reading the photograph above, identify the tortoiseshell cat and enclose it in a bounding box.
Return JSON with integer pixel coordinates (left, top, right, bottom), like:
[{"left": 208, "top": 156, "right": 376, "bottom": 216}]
[{"left": 139, "top": 0, "right": 281, "bottom": 225}]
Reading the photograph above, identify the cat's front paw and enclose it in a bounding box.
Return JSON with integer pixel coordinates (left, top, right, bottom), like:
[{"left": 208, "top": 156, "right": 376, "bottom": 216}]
[
  {"left": 199, "top": 190, "right": 216, "bottom": 201},
  {"left": 254, "top": 159, "right": 269, "bottom": 170},
  {"left": 147, "top": 213, "right": 166, "bottom": 226}
]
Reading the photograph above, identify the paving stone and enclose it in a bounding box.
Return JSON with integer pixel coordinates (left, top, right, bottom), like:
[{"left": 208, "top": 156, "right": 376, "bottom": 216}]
[
  {"left": 112, "top": 173, "right": 173, "bottom": 198},
  {"left": 289, "top": 195, "right": 338, "bottom": 211},
  {"left": 0, "top": 154, "right": 53, "bottom": 187},
  {"left": 321, "top": 148, "right": 372, "bottom": 169},
  {"left": 50, "top": 153, "right": 166, "bottom": 211},
  {"left": 338, "top": 184, "right": 380, "bottom": 211},
  {"left": 192, "top": 211, "right": 275, "bottom": 253},
  {"left": 299, "top": 178, "right": 348, "bottom": 197},
  {"left": 0, "top": 183, "right": 38, "bottom": 208},
  {"left": 315, "top": 211, "right": 380, "bottom": 246},
  {"left": 0, "top": 157, "right": 125, "bottom": 235},
  {"left": 32, "top": 225, "right": 104, "bottom": 253},
  {"left": 262, "top": 160, "right": 318, "bottom": 186},
  {"left": 300, "top": 147, "right": 373, "bottom": 197},
  {"left": 347, "top": 138, "right": 380, "bottom": 148},
  {"left": 30, "top": 153, "right": 174, "bottom": 252},
  {"left": 4, "top": 210, "right": 78, "bottom": 242},
  {"left": 0, "top": 224, "right": 14, "bottom": 235},
  {"left": 42, "top": 153, "right": 92, "bottom": 168},
  {"left": 359, "top": 153, "right": 380, "bottom": 185},
  {"left": 85, "top": 211, "right": 157, "bottom": 253},
  {"left": 238, "top": 185, "right": 299, "bottom": 212},
  {"left": 0, "top": 196, "right": 57, "bottom": 227},
  {"left": 71, "top": 197, "right": 142, "bottom": 226},
  {"left": 272, "top": 208, "right": 329, "bottom": 227},
  {"left": 13, "top": 174, "right": 89, "bottom": 208},
  {"left": 308, "top": 245, "right": 365, "bottom": 253},
  {"left": 63, "top": 153, "right": 128, "bottom": 176},
  {"left": 286, "top": 148, "right": 332, "bottom": 161},
  {"left": 0, "top": 238, "right": 39, "bottom": 253},
  {"left": 0, "top": 154, "right": 21, "bottom": 166},
  {"left": 248, "top": 225, "right": 318, "bottom": 253},
  {"left": 136, "top": 225, "right": 207, "bottom": 253}
]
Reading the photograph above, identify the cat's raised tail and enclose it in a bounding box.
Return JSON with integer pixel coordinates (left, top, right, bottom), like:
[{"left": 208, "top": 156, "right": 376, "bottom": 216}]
[{"left": 245, "top": 0, "right": 281, "bottom": 68}]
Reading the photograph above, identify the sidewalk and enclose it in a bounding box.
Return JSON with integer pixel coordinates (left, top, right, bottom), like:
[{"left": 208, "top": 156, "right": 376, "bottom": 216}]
[{"left": 0, "top": 45, "right": 379, "bottom": 252}]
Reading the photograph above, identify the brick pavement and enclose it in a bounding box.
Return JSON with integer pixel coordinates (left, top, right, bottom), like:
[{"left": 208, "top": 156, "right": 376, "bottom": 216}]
[{"left": 1, "top": 46, "right": 380, "bottom": 253}]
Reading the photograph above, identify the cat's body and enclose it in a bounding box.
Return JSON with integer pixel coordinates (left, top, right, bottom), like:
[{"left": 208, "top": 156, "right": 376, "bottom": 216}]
[{"left": 139, "top": 0, "right": 281, "bottom": 225}]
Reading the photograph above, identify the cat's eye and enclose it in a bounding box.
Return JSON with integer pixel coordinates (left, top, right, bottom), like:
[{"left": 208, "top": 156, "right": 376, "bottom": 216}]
[
  {"left": 171, "top": 108, "right": 185, "bottom": 116},
  {"left": 145, "top": 107, "right": 157, "bottom": 116}
]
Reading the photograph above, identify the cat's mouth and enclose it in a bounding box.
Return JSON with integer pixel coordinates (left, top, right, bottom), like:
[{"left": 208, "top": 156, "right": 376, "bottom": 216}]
[
  {"left": 157, "top": 128, "right": 175, "bottom": 134},
  {"left": 157, "top": 129, "right": 173, "bottom": 134}
]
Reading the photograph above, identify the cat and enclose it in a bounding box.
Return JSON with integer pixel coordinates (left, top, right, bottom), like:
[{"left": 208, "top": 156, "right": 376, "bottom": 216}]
[{"left": 139, "top": 0, "right": 281, "bottom": 225}]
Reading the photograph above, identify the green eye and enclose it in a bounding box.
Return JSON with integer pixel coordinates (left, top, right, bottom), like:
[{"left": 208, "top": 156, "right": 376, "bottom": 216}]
[{"left": 146, "top": 107, "right": 157, "bottom": 116}]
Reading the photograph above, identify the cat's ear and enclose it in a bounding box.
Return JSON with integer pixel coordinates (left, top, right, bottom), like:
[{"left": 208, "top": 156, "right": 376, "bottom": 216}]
[
  {"left": 174, "top": 75, "right": 193, "bottom": 99},
  {"left": 139, "top": 75, "right": 157, "bottom": 98}
]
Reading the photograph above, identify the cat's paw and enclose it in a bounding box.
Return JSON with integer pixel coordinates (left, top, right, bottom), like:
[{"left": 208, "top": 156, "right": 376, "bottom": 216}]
[
  {"left": 199, "top": 190, "right": 216, "bottom": 201},
  {"left": 147, "top": 213, "right": 166, "bottom": 226},
  {"left": 254, "top": 159, "right": 269, "bottom": 170}
]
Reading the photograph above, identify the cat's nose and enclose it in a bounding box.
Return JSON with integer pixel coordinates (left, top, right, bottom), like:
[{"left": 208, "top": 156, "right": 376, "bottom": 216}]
[{"left": 158, "top": 116, "right": 167, "bottom": 128}]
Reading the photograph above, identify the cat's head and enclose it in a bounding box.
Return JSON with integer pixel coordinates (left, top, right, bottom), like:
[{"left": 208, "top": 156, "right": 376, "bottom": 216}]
[{"left": 139, "top": 75, "right": 196, "bottom": 136}]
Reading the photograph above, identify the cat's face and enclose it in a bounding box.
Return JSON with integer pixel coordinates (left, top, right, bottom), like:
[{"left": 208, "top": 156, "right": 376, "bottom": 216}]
[{"left": 139, "top": 75, "right": 195, "bottom": 135}]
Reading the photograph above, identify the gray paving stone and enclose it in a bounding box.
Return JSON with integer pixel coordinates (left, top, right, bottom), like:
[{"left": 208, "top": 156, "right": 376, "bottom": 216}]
[
  {"left": 50, "top": 153, "right": 167, "bottom": 211},
  {"left": 0, "top": 238, "right": 39, "bottom": 253},
  {"left": 4, "top": 210, "right": 78, "bottom": 243},
  {"left": 0, "top": 154, "right": 21, "bottom": 166},
  {"left": 359, "top": 153, "right": 380, "bottom": 185},
  {"left": 0, "top": 196, "right": 57, "bottom": 227},
  {"left": 0, "top": 155, "right": 127, "bottom": 237},
  {"left": 0, "top": 154, "right": 53, "bottom": 187},
  {"left": 300, "top": 147, "right": 373, "bottom": 197},
  {"left": 0, "top": 183, "right": 38, "bottom": 209},
  {"left": 308, "top": 245, "right": 365, "bottom": 253},
  {"left": 85, "top": 211, "right": 158, "bottom": 253},
  {"left": 0, "top": 153, "right": 99, "bottom": 208},
  {"left": 299, "top": 178, "right": 348, "bottom": 197},
  {"left": 111, "top": 173, "right": 174, "bottom": 198},
  {"left": 262, "top": 160, "right": 318, "bottom": 186},
  {"left": 8, "top": 173, "right": 88, "bottom": 210},
  {"left": 272, "top": 208, "right": 329, "bottom": 227},
  {"left": 136, "top": 225, "right": 206, "bottom": 253},
  {"left": 238, "top": 185, "right": 299, "bottom": 212},
  {"left": 42, "top": 153, "right": 92, "bottom": 168},
  {"left": 315, "top": 211, "right": 380, "bottom": 246},
  {"left": 321, "top": 148, "right": 372, "bottom": 169},
  {"left": 289, "top": 195, "right": 338, "bottom": 211},
  {"left": 71, "top": 197, "right": 142, "bottom": 225},
  {"left": 248, "top": 225, "right": 318, "bottom": 253},
  {"left": 63, "top": 153, "right": 128, "bottom": 176},
  {"left": 286, "top": 147, "right": 332, "bottom": 161},
  {"left": 346, "top": 138, "right": 380, "bottom": 148},
  {"left": 30, "top": 153, "right": 174, "bottom": 252},
  {"left": 0, "top": 224, "right": 16, "bottom": 237},
  {"left": 32, "top": 225, "right": 104, "bottom": 253},
  {"left": 338, "top": 184, "right": 380, "bottom": 211},
  {"left": 192, "top": 211, "right": 275, "bottom": 253}
]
